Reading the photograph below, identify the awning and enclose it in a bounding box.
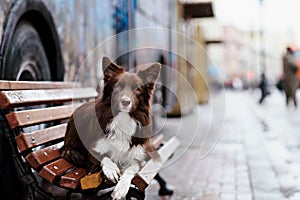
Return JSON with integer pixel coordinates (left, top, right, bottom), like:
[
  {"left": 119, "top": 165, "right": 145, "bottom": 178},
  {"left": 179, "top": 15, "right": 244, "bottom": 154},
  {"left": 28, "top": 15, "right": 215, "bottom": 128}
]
[{"left": 183, "top": 2, "right": 214, "bottom": 19}]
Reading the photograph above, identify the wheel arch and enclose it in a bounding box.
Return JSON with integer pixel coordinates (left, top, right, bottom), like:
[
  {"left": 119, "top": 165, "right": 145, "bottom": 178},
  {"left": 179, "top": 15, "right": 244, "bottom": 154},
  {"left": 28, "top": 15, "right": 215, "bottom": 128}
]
[{"left": 0, "top": 0, "right": 64, "bottom": 81}]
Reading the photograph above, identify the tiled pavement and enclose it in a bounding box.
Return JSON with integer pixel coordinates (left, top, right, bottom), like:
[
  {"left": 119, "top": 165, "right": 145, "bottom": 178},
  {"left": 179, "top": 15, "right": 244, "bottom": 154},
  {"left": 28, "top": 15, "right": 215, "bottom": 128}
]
[
  {"left": 146, "top": 131, "right": 253, "bottom": 200},
  {"left": 146, "top": 90, "right": 300, "bottom": 200}
]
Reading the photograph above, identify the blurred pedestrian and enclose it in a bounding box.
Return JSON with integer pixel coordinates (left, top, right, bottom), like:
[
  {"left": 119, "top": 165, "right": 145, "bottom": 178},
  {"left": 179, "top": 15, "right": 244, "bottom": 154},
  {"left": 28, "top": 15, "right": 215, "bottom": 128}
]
[
  {"left": 258, "top": 73, "right": 270, "bottom": 104},
  {"left": 283, "top": 47, "right": 298, "bottom": 107}
]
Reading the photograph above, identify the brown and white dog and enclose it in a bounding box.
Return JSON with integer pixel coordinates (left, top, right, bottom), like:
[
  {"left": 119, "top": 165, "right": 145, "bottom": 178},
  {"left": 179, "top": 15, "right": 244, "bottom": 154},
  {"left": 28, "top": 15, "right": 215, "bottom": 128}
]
[{"left": 61, "top": 56, "right": 160, "bottom": 199}]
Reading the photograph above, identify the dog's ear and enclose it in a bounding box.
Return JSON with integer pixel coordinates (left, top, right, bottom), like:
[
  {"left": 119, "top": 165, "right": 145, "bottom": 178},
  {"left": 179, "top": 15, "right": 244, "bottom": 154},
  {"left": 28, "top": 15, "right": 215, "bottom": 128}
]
[
  {"left": 138, "top": 63, "right": 161, "bottom": 84},
  {"left": 102, "top": 56, "right": 124, "bottom": 83}
]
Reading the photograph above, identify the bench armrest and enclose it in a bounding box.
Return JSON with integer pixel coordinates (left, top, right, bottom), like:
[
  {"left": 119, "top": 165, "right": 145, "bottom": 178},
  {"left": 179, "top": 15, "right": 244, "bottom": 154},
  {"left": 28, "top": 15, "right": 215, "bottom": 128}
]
[{"left": 132, "top": 137, "right": 180, "bottom": 191}]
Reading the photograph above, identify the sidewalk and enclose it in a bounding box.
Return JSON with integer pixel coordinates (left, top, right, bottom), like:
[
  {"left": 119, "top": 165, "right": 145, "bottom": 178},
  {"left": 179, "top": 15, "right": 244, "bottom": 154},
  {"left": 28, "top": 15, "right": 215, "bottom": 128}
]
[{"left": 146, "top": 90, "right": 300, "bottom": 200}]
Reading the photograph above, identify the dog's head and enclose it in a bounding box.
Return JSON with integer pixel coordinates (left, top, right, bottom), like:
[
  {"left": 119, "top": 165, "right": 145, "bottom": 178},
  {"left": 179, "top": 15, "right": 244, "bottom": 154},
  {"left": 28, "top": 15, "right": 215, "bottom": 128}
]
[{"left": 101, "top": 56, "right": 161, "bottom": 115}]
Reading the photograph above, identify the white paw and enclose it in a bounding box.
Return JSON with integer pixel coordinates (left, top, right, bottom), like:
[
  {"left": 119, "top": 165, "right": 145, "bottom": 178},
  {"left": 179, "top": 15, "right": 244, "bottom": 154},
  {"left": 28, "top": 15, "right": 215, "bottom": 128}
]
[
  {"left": 111, "top": 177, "right": 131, "bottom": 200},
  {"left": 101, "top": 157, "right": 120, "bottom": 183}
]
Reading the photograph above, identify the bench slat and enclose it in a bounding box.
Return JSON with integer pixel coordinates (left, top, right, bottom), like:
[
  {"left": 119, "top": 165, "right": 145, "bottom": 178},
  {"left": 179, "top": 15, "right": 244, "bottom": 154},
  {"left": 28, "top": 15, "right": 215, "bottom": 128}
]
[
  {"left": 15, "top": 124, "right": 67, "bottom": 152},
  {"left": 0, "top": 80, "right": 81, "bottom": 90},
  {"left": 39, "top": 158, "right": 73, "bottom": 183},
  {"left": 25, "top": 143, "right": 63, "bottom": 169},
  {"left": 132, "top": 137, "right": 180, "bottom": 191},
  {"left": 60, "top": 168, "right": 87, "bottom": 189},
  {"left": 0, "top": 88, "right": 97, "bottom": 109},
  {"left": 6, "top": 104, "right": 81, "bottom": 129}
]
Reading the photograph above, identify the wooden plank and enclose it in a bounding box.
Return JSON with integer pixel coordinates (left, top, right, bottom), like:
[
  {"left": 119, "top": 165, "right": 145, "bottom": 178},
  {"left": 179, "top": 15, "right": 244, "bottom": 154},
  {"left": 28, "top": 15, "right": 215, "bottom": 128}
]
[
  {"left": 0, "top": 80, "right": 81, "bottom": 90},
  {"left": 60, "top": 168, "right": 87, "bottom": 189},
  {"left": 132, "top": 137, "right": 180, "bottom": 191},
  {"left": 25, "top": 143, "right": 63, "bottom": 169},
  {"left": 39, "top": 158, "right": 73, "bottom": 183},
  {"left": 0, "top": 88, "right": 97, "bottom": 109},
  {"left": 15, "top": 124, "right": 67, "bottom": 152},
  {"left": 6, "top": 104, "right": 81, "bottom": 129}
]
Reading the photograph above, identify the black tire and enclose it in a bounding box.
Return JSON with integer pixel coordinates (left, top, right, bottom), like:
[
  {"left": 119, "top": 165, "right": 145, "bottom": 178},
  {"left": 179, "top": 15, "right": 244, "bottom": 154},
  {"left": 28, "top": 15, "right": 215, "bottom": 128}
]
[{"left": 3, "top": 19, "right": 51, "bottom": 81}]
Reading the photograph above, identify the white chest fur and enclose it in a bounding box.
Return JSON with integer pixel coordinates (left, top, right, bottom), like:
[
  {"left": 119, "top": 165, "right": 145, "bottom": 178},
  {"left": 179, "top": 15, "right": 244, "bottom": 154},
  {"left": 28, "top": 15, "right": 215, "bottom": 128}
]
[
  {"left": 92, "top": 112, "right": 146, "bottom": 168},
  {"left": 107, "top": 112, "right": 137, "bottom": 147}
]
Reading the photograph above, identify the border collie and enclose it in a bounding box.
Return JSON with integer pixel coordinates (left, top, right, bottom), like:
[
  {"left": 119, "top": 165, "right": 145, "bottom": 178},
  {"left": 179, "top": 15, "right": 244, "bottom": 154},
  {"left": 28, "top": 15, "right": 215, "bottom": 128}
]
[{"left": 61, "top": 56, "right": 160, "bottom": 199}]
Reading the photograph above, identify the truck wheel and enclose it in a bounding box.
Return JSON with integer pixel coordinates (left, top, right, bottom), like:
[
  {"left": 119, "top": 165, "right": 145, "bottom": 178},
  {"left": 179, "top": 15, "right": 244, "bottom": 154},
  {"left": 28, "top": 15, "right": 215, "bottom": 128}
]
[{"left": 3, "top": 19, "right": 51, "bottom": 81}]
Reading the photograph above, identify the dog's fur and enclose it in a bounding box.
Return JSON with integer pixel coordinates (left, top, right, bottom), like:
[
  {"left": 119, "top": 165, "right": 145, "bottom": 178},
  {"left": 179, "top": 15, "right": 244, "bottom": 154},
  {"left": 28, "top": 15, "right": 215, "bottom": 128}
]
[{"left": 61, "top": 56, "right": 160, "bottom": 199}]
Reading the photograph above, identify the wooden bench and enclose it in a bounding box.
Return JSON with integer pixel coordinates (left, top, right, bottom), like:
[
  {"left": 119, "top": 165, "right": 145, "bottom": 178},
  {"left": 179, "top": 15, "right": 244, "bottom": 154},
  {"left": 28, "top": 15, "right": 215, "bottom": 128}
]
[{"left": 0, "top": 80, "right": 179, "bottom": 200}]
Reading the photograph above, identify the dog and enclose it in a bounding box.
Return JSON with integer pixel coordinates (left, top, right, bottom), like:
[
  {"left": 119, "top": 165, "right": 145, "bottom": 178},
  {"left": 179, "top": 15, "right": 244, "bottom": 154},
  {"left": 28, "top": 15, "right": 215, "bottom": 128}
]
[{"left": 61, "top": 56, "right": 161, "bottom": 199}]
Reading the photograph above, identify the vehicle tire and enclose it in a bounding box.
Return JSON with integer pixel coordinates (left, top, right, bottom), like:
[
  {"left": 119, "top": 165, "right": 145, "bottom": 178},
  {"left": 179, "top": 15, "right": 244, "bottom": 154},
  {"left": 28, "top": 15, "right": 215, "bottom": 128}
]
[{"left": 3, "top": 19, "right": 51, "bottom": 81}]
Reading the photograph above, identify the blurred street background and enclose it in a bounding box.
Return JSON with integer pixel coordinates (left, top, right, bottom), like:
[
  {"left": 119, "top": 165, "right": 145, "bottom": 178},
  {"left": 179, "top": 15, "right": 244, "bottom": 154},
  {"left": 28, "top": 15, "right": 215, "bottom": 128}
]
[{"left": 147, "top": 89, "right": 300, "bottom": 200}]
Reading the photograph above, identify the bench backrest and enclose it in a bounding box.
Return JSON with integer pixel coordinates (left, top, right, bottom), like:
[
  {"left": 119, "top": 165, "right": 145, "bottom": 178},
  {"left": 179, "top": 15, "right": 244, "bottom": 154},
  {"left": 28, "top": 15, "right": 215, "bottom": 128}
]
[{"left": 0, "top": 80, "right": 98, "bottom": 189}]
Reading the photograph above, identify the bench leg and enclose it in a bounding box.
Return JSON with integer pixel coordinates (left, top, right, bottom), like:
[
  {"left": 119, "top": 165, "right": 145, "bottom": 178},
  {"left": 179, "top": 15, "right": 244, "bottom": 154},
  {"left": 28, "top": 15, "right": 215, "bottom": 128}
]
[
  {"left": 32, "top": 184, "right": 56, "bottom": 200},
  {"left": 27, "top": 185, "right": 37, "bottom": 200},
  {"left": 81, "top": 194, "right": 88, "bottom": 200},
  {"left": 66, "top": 190, "right": 72, "bottom": 200}
]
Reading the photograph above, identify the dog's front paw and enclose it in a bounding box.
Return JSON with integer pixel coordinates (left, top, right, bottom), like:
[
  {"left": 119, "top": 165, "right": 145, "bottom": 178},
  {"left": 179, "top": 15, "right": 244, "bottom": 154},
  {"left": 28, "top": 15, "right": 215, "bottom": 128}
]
[
  {"left": 101, "top": 157, "right": 120, "bottom": 183},
  {"left": 111, "top": 175, "right": 131, "bottom": 200}
]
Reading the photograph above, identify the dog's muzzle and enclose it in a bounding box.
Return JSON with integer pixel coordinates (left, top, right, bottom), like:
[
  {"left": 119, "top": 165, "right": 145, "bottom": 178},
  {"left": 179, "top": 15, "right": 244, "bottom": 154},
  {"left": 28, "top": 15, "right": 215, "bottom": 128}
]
[{"left": 120, "top": 96, "right": 132, "bottom": 112}]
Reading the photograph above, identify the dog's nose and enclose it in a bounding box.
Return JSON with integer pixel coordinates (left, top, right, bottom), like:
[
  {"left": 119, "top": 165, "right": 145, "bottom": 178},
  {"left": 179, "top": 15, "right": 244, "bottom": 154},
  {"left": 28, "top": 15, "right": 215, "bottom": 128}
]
[{"left": 121, "top": 96, "right": 131, "bottom": 107}]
